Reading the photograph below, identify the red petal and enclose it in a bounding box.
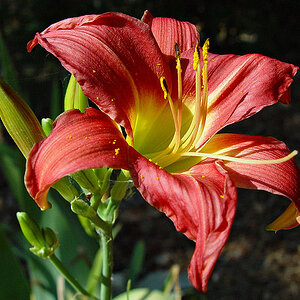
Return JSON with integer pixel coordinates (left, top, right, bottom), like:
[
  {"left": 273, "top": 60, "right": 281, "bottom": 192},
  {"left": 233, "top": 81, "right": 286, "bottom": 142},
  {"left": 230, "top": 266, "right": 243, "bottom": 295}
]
[
  {"left": 128, "top": 147, "right": 237, "bottom": 291},
  {"left": 28, "top": 13, "right": 172, "bottom": 140},
  {"left": 202, "top": 133, "right": 300, "bottom": 212},
  {"left": 180, "top": 50, "right": 298, "bottom": 148},
  {"left": 25, "top": 108, "right": 128, "bottom": 209},
  {"left": 142, "top": 10, "right": 199, "bottom": 58}
]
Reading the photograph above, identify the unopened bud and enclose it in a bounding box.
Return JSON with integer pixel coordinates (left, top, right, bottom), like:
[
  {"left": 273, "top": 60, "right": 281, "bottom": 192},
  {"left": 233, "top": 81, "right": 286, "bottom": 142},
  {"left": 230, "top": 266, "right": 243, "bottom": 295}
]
[
  {"left": 42, "top": 227, "right": 59, "bottom": 251},
  {"left": 0, "top": 80, "right": 45, "bottom": 157},
  {"left": 41, "top": 118, "right": 53, "bottom": 137},
  {"left": 17, "top": 212, "right": 58, "bottom": 258},
  {"left": 71, "top": 169, "right": 99, "bottom": 194},
  {"left": 64, "top": 74, "right": 88, "bottom": 112},
  {"left": 16, "top": 212, "right": 44, "bottom": 249},
  {"left": 71, "top": 198, "right": 97, "bottom": 219}
]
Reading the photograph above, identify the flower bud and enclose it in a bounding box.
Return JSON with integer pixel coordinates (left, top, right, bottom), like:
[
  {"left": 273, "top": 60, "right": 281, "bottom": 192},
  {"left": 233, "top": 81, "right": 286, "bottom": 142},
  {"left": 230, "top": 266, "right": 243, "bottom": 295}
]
[
  {"left": 64, "top": 74, "right": 88, "bottom": 112},
  {"left": 110, "top": 170, "right": 130, "bottom": 202},
  {"left": 52, "top": 177, "right": 80, "bottom": 203},
  {"left": 42, "top": 227, "right": 59, "bottom": 252},
  {"left": 41, "top": 118, "right": 53, "bottom": 137},
  {"left": 16, "top": 212, "right": 58, "bottom": 258},
  {"left": 71, "top": 198, "right": 97, "bottom": 219},
  {"left": 71, "top": 169, "right": 100, "bottom": 194},
  {"left": 16, "top": 212, "right": 45, "bottom": 249},
  {"left": 0, "top": 80, "right": 45, "bottom": 157}
]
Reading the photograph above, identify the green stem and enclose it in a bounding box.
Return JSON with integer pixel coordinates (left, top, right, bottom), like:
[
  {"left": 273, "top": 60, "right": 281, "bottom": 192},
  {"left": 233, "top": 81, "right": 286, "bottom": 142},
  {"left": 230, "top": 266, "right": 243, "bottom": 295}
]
[
  {"left": 100, "top": 226, "right": 113, "bottom": 300},
  {"left": 49, "top": 253, "right": 99, "bottom": 300}
]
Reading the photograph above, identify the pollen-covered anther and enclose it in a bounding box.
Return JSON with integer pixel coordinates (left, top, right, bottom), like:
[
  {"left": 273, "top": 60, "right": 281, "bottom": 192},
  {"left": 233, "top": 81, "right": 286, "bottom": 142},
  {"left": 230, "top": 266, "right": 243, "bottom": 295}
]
[
  {"left": 220, "top": 195, "right": 224, "bottom": 199},
  {"left": 160, "top": 76, "right": 169, "bottom": 100},
  {"left": 114, "top": 148, "right": 120, "bottom": 155},
  {"left": 192, "top": 43, "right": 200, "bottom": 70},
  {"left": 202, "top": 39, "right": 210, "bottom": 64}
]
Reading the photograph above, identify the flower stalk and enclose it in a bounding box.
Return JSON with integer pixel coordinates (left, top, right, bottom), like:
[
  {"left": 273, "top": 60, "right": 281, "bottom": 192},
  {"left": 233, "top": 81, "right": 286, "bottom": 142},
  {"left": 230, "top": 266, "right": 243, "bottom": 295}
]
[
  {"left": 99, "top": 225, "right": 113, "bottom": 300},
  {"left": 49, "top": 254, "right": 99, "bottom": 300}
]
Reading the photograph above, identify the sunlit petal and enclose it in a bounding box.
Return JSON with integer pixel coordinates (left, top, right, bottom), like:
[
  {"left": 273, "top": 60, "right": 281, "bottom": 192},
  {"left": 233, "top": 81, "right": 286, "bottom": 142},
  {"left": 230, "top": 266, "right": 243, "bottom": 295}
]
[
  {"left": 128, "top": 147, "right": 237, "bottom": 291},
  {"left": 25, "top": 108, "right": 128, "bottom": 209}
]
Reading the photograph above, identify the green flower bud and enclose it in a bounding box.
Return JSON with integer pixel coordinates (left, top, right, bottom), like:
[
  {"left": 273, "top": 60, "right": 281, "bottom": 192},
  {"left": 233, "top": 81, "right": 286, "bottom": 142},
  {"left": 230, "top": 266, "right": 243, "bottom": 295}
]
[
  {"left": 71, "top": 198, "right": 97, "bottom": 219},
  {"left": 71, "top": 169, "right": 100, "bottom": 194},
  {"left": 64, "top": 74, "right": 88, "bottom": 112},
  {"left": 16, "top": 212, "right": 59, "bottom": 258},
  {"left": 100, "top": 169, "right": 113, "bottom": 197},
  {"left": 42, "top": 227, "right": 59, "bottom": 251},
  {"left": 111, "top": 170, "right": 130, "bottom": 202},
  {"left": 41, "top": 118, "right": 53, "bottom": 137},
  {"left": 0, "top": 80, "right": 45, "bottom": 157},
  {"left": 16, "top": 212, "right": 45, "bottom": 249},
  {"left": 52, "top": 177, "right": 80, "bottom": 203}
]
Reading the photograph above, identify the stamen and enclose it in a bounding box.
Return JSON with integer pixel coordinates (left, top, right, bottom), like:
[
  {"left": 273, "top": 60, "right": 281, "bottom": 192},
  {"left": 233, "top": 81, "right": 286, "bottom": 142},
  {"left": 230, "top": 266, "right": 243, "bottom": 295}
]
[
  {"left": 193, "top": 43, "right": 200, "bottom": 70},
  {"left": 202, "top": 39, "right": 209, "bottom": 63},
  {"left": 180, "top": 43, "right": 202, "bottom": 151},
  {"left": 181, "top": 150, "right": 298, "bottom": 165},
  {"left": 160, "top": 77, "right": 181, "bottom": 152},
  {"left": 160, "top": 76, "right": 169, "bottom": 99},
  {"left": 175, "top": 43, "right": 183, "bottom": 124},
  {"left": 195, "top": 39, "right": 209, "bottom": 146}
]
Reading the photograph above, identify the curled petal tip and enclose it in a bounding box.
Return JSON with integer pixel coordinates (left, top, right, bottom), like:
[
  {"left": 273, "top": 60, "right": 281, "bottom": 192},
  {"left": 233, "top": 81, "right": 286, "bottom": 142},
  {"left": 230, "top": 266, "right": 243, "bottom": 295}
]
[
  {"left": 266, "top": 203, "right": 300, "bottom": 231},
  {"left": 27, "top": 33, "right": 40, "bottom": 52}
]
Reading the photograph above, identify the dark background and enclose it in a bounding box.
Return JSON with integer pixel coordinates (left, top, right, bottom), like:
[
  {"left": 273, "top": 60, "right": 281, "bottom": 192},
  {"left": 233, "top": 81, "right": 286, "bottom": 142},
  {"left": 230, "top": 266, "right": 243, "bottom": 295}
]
[{"left": 0, "top": 0, "right": 299, "bottom": 299}]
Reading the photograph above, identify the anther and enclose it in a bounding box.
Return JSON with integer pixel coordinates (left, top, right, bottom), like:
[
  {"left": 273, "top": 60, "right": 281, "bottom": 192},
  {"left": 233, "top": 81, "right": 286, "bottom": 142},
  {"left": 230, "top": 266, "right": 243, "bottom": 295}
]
[
  {"left": 160, "top": 77, "right": 169, "bottom": 99},
  {"left": 193, "top": 43, "right": 200, "bottom": 70},
  {"left": 175, "top": 43, "right": 180, "bottom": 59},
  {"left": 202, "top": 39, "right": 210, "bottom": 63}
]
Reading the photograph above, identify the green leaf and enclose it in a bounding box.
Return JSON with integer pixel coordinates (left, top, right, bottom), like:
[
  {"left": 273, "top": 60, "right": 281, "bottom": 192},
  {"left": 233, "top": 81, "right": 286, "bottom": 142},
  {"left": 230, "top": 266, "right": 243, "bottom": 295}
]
[
  {"left": 0, "top": 32, "right": 20, "bottom": 91},
  {"left": 0, "top": 226, "right": 30, "bottom": 300},
  {"left": 113, "top": 288, "right": 172, "bottom": 300},
  {"left": 86, "top": 247, "right": 102, "bottom": 295},
  {"left": 126, "top": 240, "right": 145, "bottom": 287}
]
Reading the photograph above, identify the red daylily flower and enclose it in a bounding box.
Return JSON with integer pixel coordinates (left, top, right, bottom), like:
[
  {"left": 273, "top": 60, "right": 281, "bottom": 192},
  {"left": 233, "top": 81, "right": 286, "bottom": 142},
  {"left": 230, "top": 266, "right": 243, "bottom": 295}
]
[{"left": 26, "top": 11, "right": 299, "bottom": 291}]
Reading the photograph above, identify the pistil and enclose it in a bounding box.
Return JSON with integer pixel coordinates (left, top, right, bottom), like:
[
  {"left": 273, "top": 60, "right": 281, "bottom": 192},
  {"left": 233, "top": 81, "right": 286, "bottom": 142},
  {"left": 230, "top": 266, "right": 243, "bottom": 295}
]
[
  {"left": 180, "top": 150, "right": 298, "bottom": 165},
  {"left": 175, "top": 43, "right": 183, "bottom": 133},
  {"left": 160, "top": 77, "right": 181, "bottom": 151}
]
